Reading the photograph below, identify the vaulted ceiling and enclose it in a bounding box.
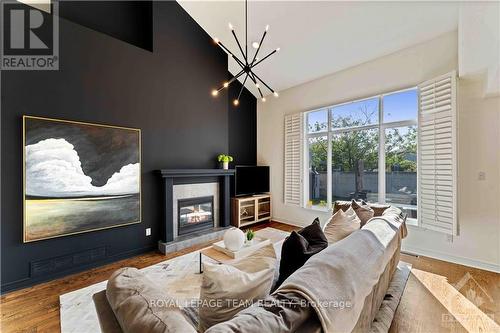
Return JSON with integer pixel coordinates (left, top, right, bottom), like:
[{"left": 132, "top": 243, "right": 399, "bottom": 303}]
[{"left": 178, "top": 1, "right": 458, "bottom": 97}]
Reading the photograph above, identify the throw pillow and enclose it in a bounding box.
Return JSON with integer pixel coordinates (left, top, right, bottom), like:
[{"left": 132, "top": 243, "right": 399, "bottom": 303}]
[
  {"left": 106, "top": 267, "right": 197, "bottom": 333},
  {"left": 333, "top": 200, "right": 390, "bottom": 217},
  {"left": 360, "top": 200, "right": 390, "bottom": 217},
  {"left": 351, "top": 199, "right": 374, "bottom": 226},
  {"left": 332, "top": 200, "right": 351, "bottom": 214},
  {"left": 198, "top": 244, "right": 278, "bottom": 331},
  {"left": 323, "top": 207, "right": 361, "bottom": 244},
  {"left": 276, "top": 219, "right": 328, "bottom": 287}
]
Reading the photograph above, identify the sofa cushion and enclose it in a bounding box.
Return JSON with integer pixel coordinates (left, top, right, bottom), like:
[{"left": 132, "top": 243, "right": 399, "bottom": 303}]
[
  {"left": 351, "top": 199, "right": 375, "bottom": 226},
  {"left": 333, "top": 200, "right": 390, "bottom": 217},
  {"left": 93, "top": 290, "right": 122, "bottom": 333},
  {"left": 198, "top": 244, "right": 278, "bottom": 331},
  {"left": 106, "top": 267, "right": 196, "bottom": 333},
  {"left": 365, "top": 202, "right": 391, "bottom": 217},
  {"left": 381, "top": 205, "right": 408, "bottom": 238},
  {"left": 323, "top": 207, "right": 361, "bottom": 244},
  {"left": 277, "top": 219, "right": 328, "bottom": 286}
]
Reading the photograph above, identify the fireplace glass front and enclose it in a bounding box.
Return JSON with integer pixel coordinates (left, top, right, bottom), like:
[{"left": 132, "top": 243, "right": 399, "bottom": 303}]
[{"left": 177, "top": 196, "right": 214, "bottom": 236}]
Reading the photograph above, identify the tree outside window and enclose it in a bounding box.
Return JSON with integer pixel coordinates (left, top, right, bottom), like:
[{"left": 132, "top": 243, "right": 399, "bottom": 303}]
[{"left": 306, "top": 88, "right": 418, "bottom": 218}]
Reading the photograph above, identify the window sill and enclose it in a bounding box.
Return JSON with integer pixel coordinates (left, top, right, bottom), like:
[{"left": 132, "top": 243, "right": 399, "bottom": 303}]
[
  {"left": 406, "top": 218, "right": 418, "bottom": 227},
  {"left": 304, "top": 205, "right": 331, "bottom": 213},
  {"left": 301, "top": 205, "right": 419, "bottom": 225}
]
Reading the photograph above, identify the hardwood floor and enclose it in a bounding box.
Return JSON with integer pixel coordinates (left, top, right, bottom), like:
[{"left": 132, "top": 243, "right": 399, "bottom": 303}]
[
  {"left": 1, "top": 221, "right": 498, "bottom": 333},
  {"left": 391, "top": 253, "right": 500, "bottom": 333}
]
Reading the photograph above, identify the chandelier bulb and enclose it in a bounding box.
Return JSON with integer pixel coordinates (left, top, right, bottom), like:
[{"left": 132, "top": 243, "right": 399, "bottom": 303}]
[
  {"left": 233, "top": 99, "right": 239, "bottom": 106},
  {"left": 276, "top": 47, "right": 281, "bottom": 52},
  {"left": 211, "top": 89, "right": 218, "bottom": 97},
  {"left": 255, "top": 83, "right": 260, "bottom": 88},
  {"left": 228, "top": 23, "right": 234, "bottom": 30},
  {"left": 213, "top": 37, "right": 219, "bottom": 44},
  {"left": 273, "top": 92, "right": 279, "bottom": 98},
  {"left": 262, "top": 97, "right": 266, "bottom": 102},
  {"left": 265, "top": 25, "right": 269, "bottom": 31},
  {"left": 223, "top": 82, "right": 229, "bottom": 88}
]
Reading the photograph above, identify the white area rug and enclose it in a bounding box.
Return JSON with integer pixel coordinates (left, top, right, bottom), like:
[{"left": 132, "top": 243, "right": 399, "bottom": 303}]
[
  {"left": 60, "top": 250, "right": 207, "bottom": 333},
  {"left": 59, "top": 228, "right": 411, "bottom": 333},
  {"left": 60, "top": 227, "right": 289, "bottom": 333}
]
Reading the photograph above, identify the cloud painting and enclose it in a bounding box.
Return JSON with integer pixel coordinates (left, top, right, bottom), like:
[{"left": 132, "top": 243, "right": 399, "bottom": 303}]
[{"left": 23, "top": 116, "right": 141, "bottom": 242}]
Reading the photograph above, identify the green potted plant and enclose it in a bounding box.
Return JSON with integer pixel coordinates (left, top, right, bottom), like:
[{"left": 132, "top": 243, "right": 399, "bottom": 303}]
[
  {"left": 217, "top": 154, "right": 233, "bottom": 170},
  {"left": 245, "top": 229, "right": 255, "bottom": 245}
]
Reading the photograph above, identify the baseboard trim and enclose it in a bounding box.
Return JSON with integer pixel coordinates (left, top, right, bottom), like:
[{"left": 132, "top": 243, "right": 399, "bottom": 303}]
[
  {"left": 402, "top": 245, "right": 500, "bottom": 273},
  {"left": 1, "top": 244, "right": 156, "bottom": 293},
  {"left": 271, "top": 217, "right": 306, "bottom": 228}
]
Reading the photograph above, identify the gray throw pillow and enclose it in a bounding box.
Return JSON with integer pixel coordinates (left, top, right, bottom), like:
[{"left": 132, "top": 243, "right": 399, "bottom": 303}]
[
  {"left": 106, "top": 267, "right": 196, "bottom": 333},
  {"left": 351, "top": 199, "right": 375, "bottom": 226},
  {"left": 323, "top": 207, "right": 361, "bottom": 244},
  {"left": 198, "top": 244, "right": 278, "bottom": 331}
]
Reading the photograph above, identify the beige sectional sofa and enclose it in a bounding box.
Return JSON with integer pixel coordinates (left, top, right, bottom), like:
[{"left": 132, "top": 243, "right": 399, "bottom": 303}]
[{"left": 93, "top": 203, "right": 407, "bottom": 333}]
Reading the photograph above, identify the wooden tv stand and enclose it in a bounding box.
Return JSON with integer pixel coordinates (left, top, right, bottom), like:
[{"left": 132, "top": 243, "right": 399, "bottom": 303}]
[{"left": 231, "top": 194, "right": 271, "bottom": 228}]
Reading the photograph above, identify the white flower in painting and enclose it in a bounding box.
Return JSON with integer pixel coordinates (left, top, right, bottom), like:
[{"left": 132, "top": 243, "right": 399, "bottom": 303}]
[{"left": 26, "top": 138, "right": 139, "bottom": 197}]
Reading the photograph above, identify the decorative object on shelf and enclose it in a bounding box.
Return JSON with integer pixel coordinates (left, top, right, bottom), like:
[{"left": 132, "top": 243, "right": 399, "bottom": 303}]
[
  {"left": 223, "top": 227, "right": 245, "bottom": 251},
  {"left": 232, "top": 194, "right": 271, "bottom": 228},
  {"left": 214, "top": 235, "right": 271, "bottom": 259},
  {"left": 23, "top": 116, "right": 141, "bottom": 242},
  {"left": 217, "top": 154, "right": 233, "bottom": 170},
  {"left": 211, "top": 0, "right": 280, "bottom": 105},
  {"left": 245, "top": 229, "right": 255, "bottom": 245}
]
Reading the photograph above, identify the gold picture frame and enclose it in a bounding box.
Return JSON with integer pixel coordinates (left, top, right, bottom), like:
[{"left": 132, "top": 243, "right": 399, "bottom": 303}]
[{"left": 23, "top": 115, "right": 142, "bottom": 242}]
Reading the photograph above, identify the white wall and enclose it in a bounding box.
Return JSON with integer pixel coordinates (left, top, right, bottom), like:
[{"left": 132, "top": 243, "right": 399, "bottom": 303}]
[
  {"left": 257, "top": 31, "right": 500, "bottom": 272},
  {"left": 404, "top": 77, "right": 500, "bottom": 272},
  {"left": 459, "top": 2, "right": 500, "bottom": 97}
]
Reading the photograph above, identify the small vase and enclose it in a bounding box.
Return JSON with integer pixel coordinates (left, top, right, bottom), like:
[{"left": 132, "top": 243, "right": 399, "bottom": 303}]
[
  {"left": 223, "top": 227, "right": 244, "bottom": 251},
  {"left": 245, "top": 238, "right": 255, "bottom": 246},
  {"left": 222, "top": 161, "right": 229, "bottom": 170}
]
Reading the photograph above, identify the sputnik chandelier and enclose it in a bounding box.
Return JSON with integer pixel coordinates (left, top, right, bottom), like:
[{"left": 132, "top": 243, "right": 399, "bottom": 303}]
[{"left": 211, "top": 0, "right": 280, "bottom": 105}]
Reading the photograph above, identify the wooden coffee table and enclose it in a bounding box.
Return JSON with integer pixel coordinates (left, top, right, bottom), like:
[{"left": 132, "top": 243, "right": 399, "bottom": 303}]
[{"left": 199, "top": 227, "right": 289, "bottom": 273}]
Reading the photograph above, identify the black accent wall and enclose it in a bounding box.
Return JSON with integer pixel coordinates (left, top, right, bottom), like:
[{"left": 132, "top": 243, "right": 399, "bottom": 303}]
[
  {"left": 59, "top": 1, "right": 154, "bottom": 51},
  {"left": 1, "top": 1, "right": 256, "bottom": 292},
  {"left": 228, "top": 74, "right": 257, "bottom": 166}
]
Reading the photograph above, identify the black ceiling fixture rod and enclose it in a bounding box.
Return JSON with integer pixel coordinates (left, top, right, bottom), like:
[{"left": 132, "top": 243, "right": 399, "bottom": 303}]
[{"left": 211, "top": 0, "right": 280, "bottom": 105}]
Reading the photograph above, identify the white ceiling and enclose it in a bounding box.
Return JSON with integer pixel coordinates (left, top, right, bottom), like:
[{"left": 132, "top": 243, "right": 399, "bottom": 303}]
[{"left": 178, "top": 1, "right": 458, "bottom": 97}]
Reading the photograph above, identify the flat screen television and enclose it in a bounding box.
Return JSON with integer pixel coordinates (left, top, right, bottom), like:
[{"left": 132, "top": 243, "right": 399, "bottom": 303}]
[{"left": 234, "top": 166, "right": 270, "bottom": 196}]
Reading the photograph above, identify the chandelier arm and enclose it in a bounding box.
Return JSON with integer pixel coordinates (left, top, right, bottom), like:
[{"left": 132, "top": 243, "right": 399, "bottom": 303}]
[
  {"left": 252, "top": 71, "right": 275, "bottom": 93},
  {"left": 217, "top": 41, "right": 246, "bottom": 69},
  {"left": 231, "top": 55, "right": 247, "bottom": 70},
  {"left": 250, "top": 72, "right": 265, "bottom": 98},
  {"left": 251, "top": 49, "right": 277, "bottom": 69},
  {"left": 250, "top": 30, "right": 267, "bottom": 66},
  {"left": 245, "top": 0, "right": 248, "bottom": 59},
  {"left": 237, "top": 74, "right": 249, "bottom": 100},
  {"left": 248, "top": 71, "right": 257, "bottom": 84},
  {"left": 231, "top": 30, "right": 247, "bottom": 64},
  {"left": 216, "top": 69, "right": 245, "bottom": 91},
  {"left": 228, "top": 69, "right": 246, "bottom": 86},
  {"left": 257, "top": 86, "right": 264, "bottom": 98}
]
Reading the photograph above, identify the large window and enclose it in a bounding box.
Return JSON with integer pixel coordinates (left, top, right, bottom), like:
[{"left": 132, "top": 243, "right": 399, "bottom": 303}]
[{"left": 306, "top": 88, "right": 418, "bottom": 219}]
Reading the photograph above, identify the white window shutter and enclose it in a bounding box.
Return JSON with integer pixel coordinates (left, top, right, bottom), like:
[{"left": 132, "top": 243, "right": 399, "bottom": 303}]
[
  {"left": 418, "top": 71, "right": 457, "bottom": 235},
  {"left": 284, "top": 113, "right": 303, "bottom": 206}
]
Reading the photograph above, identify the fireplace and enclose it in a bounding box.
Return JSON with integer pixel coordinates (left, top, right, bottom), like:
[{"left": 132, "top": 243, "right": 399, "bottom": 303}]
[
  {"left": 177, "top": 196, "right": 214, "bottom": 236},
  {"left": 157, "top": 169, "right": 234, "bottom": 253}
]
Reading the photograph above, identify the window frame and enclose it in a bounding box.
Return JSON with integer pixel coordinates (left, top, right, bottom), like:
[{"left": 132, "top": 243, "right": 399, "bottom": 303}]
[{"left": 304, "top": 87, "right": 418, "bottom": 219}]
